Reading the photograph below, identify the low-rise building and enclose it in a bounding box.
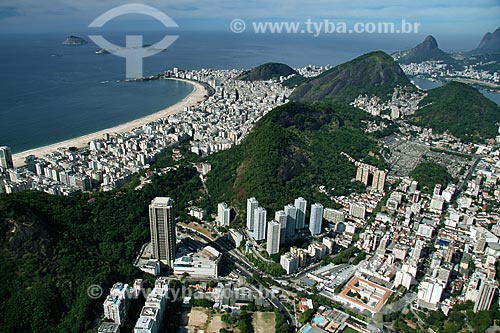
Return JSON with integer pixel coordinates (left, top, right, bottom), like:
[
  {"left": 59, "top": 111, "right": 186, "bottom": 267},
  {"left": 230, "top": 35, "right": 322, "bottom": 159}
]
[
  {"left": 173, "top": 246, "right": 221, "bottom": 278},
  {"left": 133, "top": 277, "right": 169, "bottom": 333},
  {"left": 103, "top": 283, "right": 130, "bottom": 326},
  {"left": 417, "top": 280, "right": 444, "bottom": 310},
  {"left": 217, "top": 202, "right": 231, "bottom": 226},
  {"left": 336, "top": 277, "right": 392, "bottom": 316},
  {"left": 98, "top": 322, "right": 120, "bottom": 333},
  {"left": 280, "top": 252, "right": 299, "bottom": 274}
]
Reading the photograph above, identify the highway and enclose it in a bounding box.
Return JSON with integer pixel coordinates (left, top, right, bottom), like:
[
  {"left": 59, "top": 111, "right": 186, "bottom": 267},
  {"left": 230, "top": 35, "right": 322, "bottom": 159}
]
[
  {"left": 177, "top": 224, "right": 296, "bottom": 329},
  {"left": 454, "top": 157, "right": 481, "bottom": 199}
]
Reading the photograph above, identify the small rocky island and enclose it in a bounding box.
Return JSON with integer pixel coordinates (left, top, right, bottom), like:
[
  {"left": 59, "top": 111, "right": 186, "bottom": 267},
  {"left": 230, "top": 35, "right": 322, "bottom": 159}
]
[
  {"left": 95, "top": 48, "right": 110, "bottom": 55},
  {"left": 62, "top": 36, "right": 88, "bottom": 45}
]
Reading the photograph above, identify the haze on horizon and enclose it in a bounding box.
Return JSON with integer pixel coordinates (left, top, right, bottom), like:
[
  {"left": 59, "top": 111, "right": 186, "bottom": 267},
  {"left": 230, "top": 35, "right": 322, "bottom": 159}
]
[{"left": 0, "top": 0, "right": 499, "bottom": 51}]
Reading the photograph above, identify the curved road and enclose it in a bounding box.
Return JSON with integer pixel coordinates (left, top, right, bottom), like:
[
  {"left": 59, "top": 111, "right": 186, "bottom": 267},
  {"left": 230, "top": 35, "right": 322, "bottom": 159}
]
[{"left": 178, "top": 225, "right": 296, "bottom": 330}]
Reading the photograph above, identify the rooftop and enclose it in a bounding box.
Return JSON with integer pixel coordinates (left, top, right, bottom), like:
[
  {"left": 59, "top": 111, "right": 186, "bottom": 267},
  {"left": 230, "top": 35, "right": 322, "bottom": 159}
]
[
  {"left": 98, "top": 322, "right": 120, "bottom": 333},
  {"left": 151, "top": 197, "right": 174, "bottom": 206},
  {"left": 337, "top": 276, "right": 393, "bottom": 314},
  {"left": 134, "top": 316, "right": 155, "bottom": 329}
]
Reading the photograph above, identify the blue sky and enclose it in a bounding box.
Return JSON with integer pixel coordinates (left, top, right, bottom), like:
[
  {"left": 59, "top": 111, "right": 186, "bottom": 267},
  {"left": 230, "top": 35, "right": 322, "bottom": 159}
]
[{"left": 0, "top": 0, "right": 499, "bottom": 49}]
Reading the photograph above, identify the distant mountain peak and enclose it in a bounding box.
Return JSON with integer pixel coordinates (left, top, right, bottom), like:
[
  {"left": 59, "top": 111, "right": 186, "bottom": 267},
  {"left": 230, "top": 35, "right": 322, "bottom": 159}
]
[
  {"left": 238, "top": 63, "right": 297, "bottom": 81},
  {"left": 473, "top": 27, "right": 500, "bottom": 54},
  {"left": 421, "top": 35, "right": 439, "bottom": 50},
  {"left": 290, "top": 51, "right": 414, "bottom": 103},
  {"left": 394, "top": 35, "right": 456, "bottom": 66}
]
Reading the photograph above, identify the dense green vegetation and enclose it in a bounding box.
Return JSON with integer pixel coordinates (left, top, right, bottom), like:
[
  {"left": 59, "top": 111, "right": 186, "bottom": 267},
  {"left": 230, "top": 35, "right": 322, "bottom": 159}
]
[
  {"left": 389, "top": 301, "right": 500, "bottom": 333},
  {"left": 411, "top": 81, "right": 500, "bottom": 141},
  {"left": 282, "top": 74, "right": 308, "bottom": 87},
  {"left": 191, "top": 297, "right": 215, "bottom": 308},
  {"left": 206, "top": 101, "right": 384, "bottom": 213},
  {"left": 275, "top": 309, "right": 290, "bottom": 333},
  {"left": 290, "top": 51, "right": 414, "bottom": 103},
  {"left": 299, "top": 308, "right": 315, "bottom": 324},
  {"left": 238, "top": 310, "right": 252, "bottom": 333},
  {"left": 0, "top": 167, "right": 204, "bottom": 333},
  {"left": 247, "top": 253, "right": 286, "bottom": 276},
  {"left": 238, "top": 62, "right": 297, "bottom": 81},
  {"left": 222, "top": 309, "right": 275, "bottom": 333},
  {"left": 321, "top": 246, "right": 361, "bottom": 266},
  {"left": 410, "top": 160, "right": 454, "bottom": 194},
  {"left": 151, "top": 143, "right": 203, "bottom": 169}
]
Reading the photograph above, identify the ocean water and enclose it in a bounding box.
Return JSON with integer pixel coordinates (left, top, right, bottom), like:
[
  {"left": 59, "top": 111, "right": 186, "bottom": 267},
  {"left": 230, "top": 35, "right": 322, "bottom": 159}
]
[
  {"left": 0, "top": 34, "right": 196, "bottom": 153},
  {"left": 0, "top": 31, "right": 498, "bottom": 153}
]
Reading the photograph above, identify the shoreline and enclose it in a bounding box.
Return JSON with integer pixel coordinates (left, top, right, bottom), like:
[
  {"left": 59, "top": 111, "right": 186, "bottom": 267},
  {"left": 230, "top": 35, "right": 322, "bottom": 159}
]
[
  {"left": 411, "top": 75, "right": 500, "bottom": 92},
  {"left": 12, "top": 78, "right": 207, "bottom": 167}
]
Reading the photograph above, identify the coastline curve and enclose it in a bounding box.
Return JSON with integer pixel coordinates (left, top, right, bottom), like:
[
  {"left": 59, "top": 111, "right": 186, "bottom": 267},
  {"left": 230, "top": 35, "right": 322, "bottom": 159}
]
[{"left": 12, "top": 78, "right": 207, "bottom": 167}]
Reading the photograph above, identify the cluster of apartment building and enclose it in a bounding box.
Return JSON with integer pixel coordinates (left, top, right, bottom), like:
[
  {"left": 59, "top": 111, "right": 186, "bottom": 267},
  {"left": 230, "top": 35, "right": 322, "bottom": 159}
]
[
  {"left": 400, "top": 60, "right": 500, "bottom": 84},
  {"left": 341, "top": 152, "right": 387, "bottom": 192},
  {"left": 240, "top": 187, "right": 388, "bottom": 276},
  {"left": 351, "top": 86, "right": 427, "bottom": 120},
  {"left": 278, "top": 144, "right": 500, "bottom": 320},
  {"left": 272, "top": 186, "right": 388, "bottom": 275},
  {"left": 133, "top": 277, "right": 170, "bottom": 333},
  {"left": 353, "top": 170, "right": 500, "bottom": 316},
  {"left": 331, "top": 191, "right": 384, "bottom": 222},
  {"left": 0, "top": 126, "right": 191, "bottom": 195},
  {"left": 0, "top": 67, "right": 291, "bottom": 196},
  {"left": 295, "top": 64, "right": 333, "bottom": 78},
  {"left": 245, "top": 197, "right": 324, "bottom": 254},
  {"left": 279, "top": 191, "right": 386, "bottom": 276},
  {"left": 98, "top": 277, "right": 171, "bottom": 333},
  {"left": 164, "top": 68, "right": 291, "bottom": 157},
  {"left": 101, "top": 281, "right": 139, "bottom": 329},
  {"left": 399, "top": 60, "right": 449, "bottom": 78},
  {"left": 280, "top": 239, "right": 333, "bottom": 274}
]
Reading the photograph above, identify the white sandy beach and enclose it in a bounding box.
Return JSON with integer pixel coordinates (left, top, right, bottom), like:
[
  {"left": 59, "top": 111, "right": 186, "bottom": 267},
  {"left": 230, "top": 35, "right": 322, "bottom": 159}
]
[{"left": 12, "top": 78, "right": 207, "bottom": 167}]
